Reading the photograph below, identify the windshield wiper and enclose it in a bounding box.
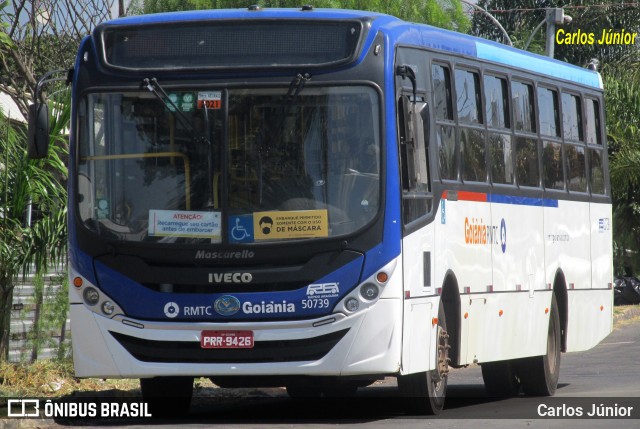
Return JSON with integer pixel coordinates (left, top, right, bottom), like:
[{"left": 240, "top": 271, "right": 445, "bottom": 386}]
[
  {"left": 142, "top": 78, "right": 197, "bottom": 135},
  {"left": 286, "top": 73, "right": 311, "bottom": 102}
]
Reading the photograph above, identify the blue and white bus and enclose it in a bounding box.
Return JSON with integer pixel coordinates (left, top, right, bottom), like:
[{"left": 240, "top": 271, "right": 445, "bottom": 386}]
[{"left": 30, "top": 6, "right": 613, "bottom": 415}]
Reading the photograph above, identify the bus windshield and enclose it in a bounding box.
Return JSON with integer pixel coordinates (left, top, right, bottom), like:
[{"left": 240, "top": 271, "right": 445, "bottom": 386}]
[{"left": 77, "top": 86, "right": 381, "bottom": 244}]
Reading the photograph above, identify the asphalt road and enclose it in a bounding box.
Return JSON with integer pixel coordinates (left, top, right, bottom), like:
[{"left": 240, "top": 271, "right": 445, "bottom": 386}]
[{"left": 5, "top": 317, "right": 640, "bottom": 429}]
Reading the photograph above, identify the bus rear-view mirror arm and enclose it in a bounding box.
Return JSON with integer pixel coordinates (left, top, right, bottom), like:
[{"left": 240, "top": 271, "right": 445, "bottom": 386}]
[{"left": 396, "top": 65, "right": 417, "bottom": 102}]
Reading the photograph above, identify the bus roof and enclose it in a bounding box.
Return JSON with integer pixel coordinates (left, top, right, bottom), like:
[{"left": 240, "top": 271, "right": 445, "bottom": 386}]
[{"left": 101, "top": 8, "right": 602, "bottom": 89}]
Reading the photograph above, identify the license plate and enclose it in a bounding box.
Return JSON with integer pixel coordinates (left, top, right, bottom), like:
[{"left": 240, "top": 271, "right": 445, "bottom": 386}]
[{"left": 200, "top": 330, "right": 254, "bottom": 349}]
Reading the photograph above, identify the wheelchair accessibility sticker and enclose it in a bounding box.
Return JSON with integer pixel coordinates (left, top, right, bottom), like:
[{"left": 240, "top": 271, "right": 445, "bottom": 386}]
[{"left": 229, "top": 215, "right": 254, "bottom": 243}]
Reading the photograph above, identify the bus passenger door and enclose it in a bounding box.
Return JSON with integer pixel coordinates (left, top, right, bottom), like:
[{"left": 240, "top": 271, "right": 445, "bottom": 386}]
[{"left": 398, "top": 94, "right": 437, "bottom": 373}]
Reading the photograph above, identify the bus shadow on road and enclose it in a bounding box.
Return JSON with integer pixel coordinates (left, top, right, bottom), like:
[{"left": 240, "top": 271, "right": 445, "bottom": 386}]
[{"left": 52, "top": 383, "right": 541, "bottom": 425}]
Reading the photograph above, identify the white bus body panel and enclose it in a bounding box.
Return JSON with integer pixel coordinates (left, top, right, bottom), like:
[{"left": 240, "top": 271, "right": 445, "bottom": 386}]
[
  {"left": 544, "top": 199, "right": 591, "bottom": 291},
  {"left": 565, "top": 288, "right": 612, "bottom": 352},
  {"left": 563, "top": 199, "right": 613, "bottom": 352},
  {"left": 431, "top": 191, "right": 612, "bottom": 366},
  {"left": 434, "top": 193, "right": 549, "bottom": 365},
  {"left": 400, "top": 222, "right": 440, "bottom": 375}
]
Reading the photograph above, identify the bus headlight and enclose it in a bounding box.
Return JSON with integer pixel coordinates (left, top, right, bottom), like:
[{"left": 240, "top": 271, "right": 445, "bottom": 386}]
[
  {"left": 83, "top": 287, "right": 100, "bottom": 306},
  {"left": 360, "top": 283, "right": 379, "bottom": 300},
  {"left": 101, "top": 301, "right": 115, "bottom": 315},
  {"left": 345, "top": 298, "right": 359, "bottom": 312}
]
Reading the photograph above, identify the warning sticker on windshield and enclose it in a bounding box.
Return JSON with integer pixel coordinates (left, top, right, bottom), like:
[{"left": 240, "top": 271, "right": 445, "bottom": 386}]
[
  {"left": 253, "top": 210, "right": 328, "bottom": 240},
  {"left": 197, "top": 91, "right": 222, "bottom": 109},
  {"left": 149, "top": 210, "right": 221, "bottom": 241}
]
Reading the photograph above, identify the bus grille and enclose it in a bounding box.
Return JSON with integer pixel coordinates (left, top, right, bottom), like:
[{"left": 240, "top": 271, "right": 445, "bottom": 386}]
[{"left": 109, "top": 329, "right": 349, "bottom": 363}]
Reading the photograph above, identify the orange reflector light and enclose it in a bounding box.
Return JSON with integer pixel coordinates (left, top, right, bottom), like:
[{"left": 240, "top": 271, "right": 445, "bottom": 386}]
[
  {"left": 499, "top": 309, "right": 504, "bottom": 317},
  {"left": 600, "top": 305, "right": 604, "bottom": 311},
  {"left": 545, "top": 308, "right": 549, "bottom": 314},
  {"left": 376, "top": 272, "right": 389, "bottom": 283},
  {"left": 432, "top": 317, "right": 438, "bottom": 326},
  {"left": 73, "top": 277, "right": 83, "bottom": 288},
  {"left": 464, "top": 312, "right": 469, "bottom": 319}
]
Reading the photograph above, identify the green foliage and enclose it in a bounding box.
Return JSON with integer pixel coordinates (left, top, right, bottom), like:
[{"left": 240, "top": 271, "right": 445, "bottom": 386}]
[
  {"left": 603, "top": 65, "right": 640, "bottom": 274},
  {"left": 0, "top": 95, "right": 69, "bottom": 360},
  {"left": 134, "top": 0, "right": 470, "bottom": 31},
  {"left": 472, "top": 1, "right": 640, "bottom": 66},
  {"left": 0, "top": 1, "right": 13, "bottom": 54},
  {"left": 20, "top": 273, "right": 70, "bottom": 362}
]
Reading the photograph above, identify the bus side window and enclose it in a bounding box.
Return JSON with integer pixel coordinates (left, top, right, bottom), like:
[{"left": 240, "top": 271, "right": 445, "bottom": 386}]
[
  {"left": 585, "top": 98, "right": 606, "bottom": 195},
  {"left": 485, "top": 74, "right": 513, "bottom": 185},
  {"left": 585, "top": 98, "right": 602, "bottom": 146},
  {"left": 539, "top": 87, "right": 564, "bottom": 190},
  {"left": 562, "top": 92, "right": 587, "bottom": 193},
  {"left": 432, "top": 63, "right": 457, "bottom": 181},
  {"left": 512, "top": 80, "right": 539, "bottom": 188},
  {"left": 456, "top": 68, "right": 486, "bottom": 183},
  {"left": 399, "top": 95, "right": 432, "bottom": 225},
  {"left": 512, "top": 81, "right": 536, "bottom": 133}
]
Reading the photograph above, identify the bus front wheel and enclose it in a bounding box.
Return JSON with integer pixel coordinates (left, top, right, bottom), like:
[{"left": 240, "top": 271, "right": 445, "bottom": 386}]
[
  {"left": 517, "top": 293, "right": 561, "bottom": 396},
  {"left": 140, "top": 376, "right": 193, "bottom": 417},
  {"left": 397, "top": 304, "right": 449, "bottom": 415}
]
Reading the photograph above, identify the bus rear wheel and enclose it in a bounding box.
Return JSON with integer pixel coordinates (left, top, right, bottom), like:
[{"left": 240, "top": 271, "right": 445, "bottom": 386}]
[
  {"left": 481, "top": 360, "right": 521, "bottom": 397},
  {"left": 140, "top": 376, "right": 193, "bottom": 417},
  {"left": 397, "top": 304, "right": 449, "bottom": 415},
  {"left": 517, "top": 293, "right": 561, "bottom": 396}
]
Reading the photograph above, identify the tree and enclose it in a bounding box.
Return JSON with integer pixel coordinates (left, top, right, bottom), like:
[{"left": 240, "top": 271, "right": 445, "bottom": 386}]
[
  {"left": 130, "top": 0, "right": 470, "bottom": 32},
  {"left": 0, "top": 98, "right": 68, "bottom": 360},
  {"left": 603, "top": 65, "right": 640, "bottom": 274},
  {"left": 471, "top": 1, "right": 640, "bottom": 66},
  {"left": 0, "top": 0, "right": 115, "bottom": 119}
]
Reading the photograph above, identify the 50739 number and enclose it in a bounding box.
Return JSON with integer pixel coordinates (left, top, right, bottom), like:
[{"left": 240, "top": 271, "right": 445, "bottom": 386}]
[{"left": 301, "top": 298, "right": 330, "bottom": 309}]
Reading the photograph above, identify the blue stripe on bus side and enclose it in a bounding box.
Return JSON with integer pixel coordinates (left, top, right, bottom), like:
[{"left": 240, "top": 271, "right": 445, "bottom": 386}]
[{"left": 488, "top": 194, "right": 559, "bottom": 208}]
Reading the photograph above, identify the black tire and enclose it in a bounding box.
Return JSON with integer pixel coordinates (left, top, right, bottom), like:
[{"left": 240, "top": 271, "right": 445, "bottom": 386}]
[
  {"left": 322, "top": 381, "right": 359, "bottom": 398},
  {"left": 286, "top": 383, "right": 323, "bottom": 398},
  {"left": 481, "top": 360, "right": 521, "bottom": 397},
  {"left": 517, "top": 293, "right": 561, "bottom": 396},
  {"left": 397, "top": 304, "right": 449, "bottom": 415},
  {"left": 140, "top": 376, "right": 193, "bottom": 417}
]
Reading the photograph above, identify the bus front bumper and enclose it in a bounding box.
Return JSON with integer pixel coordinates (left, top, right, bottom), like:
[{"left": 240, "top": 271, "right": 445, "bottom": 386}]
[{"left": 70, "top": 298, "right": 402, "bottom": 378}]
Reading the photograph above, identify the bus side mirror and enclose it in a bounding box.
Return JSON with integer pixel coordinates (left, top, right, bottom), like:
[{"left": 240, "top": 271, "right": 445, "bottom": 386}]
[{"left": 27, "top": 103, "right": 50, "bottom": 159}]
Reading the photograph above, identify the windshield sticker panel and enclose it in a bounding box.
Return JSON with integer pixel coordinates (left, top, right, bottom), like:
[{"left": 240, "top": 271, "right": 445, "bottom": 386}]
[
  {"left": 253, "top": 210, "right": 328, "bottom": 240},
  {"left": 197, "top": 91, "right": 222, "bottom": 109},
  {"left": 149, "top": 210, "right": 222, "bottom": 241},
  {"left": 165, "top": 92, "right": 195, "bottom": 112},
  {"left": 228, "top": 214, "right": 254, "bottom": 243}
]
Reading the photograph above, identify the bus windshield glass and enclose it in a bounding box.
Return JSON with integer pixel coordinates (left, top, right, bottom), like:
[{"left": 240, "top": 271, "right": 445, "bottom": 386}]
[{"left": 77, "top": 86, "right": 381, "bottom": 244}]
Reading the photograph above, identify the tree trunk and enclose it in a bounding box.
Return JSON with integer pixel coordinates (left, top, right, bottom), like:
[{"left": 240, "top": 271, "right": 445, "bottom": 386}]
[
  {"left": 30, "top": 289, "right": 42, "bottom": 363},
  {"left": 58, "top": 318, "right": 66, "bottom": 360},
  {"left": 0, "top": 276, "right": 15, "bottom": 361}
]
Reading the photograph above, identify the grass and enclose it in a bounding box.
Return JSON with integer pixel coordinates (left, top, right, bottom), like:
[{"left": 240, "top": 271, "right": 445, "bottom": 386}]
[
  {"left": 0, "top": 359, "right": 225, "bottom": 400},
  {"left": 613, "top": 303, "right": 640, "bottom": 325},
  {"left": 0, "top": 359, "right": 139, "bottom": 398}
]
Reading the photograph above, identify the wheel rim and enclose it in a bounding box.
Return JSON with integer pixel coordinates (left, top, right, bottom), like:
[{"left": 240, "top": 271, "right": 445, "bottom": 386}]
[
  {"left": 432, "top": 322, "right": 450, "bottom": 395},
  {"left": 547, "top": 311, "right": 558, "bottom": 375}
]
